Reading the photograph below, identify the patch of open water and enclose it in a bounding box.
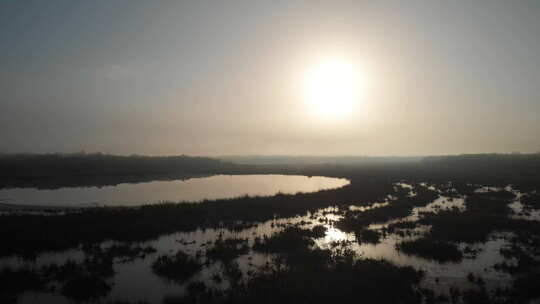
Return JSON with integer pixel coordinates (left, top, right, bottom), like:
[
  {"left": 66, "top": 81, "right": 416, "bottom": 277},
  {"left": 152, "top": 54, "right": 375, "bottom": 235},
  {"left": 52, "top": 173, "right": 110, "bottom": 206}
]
[{"left": 3, "top": 183, "right": 539, "bottom": 303}]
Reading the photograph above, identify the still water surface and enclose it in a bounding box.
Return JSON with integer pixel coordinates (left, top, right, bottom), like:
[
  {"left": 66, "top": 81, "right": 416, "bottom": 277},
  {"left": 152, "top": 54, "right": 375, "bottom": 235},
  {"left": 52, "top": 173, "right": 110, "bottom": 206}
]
[
  {"left": 3, "top": 183, "right": 539, "bottom": 304},
  {"left": 0, "top": 174, "right": 349, "bottom": 207}
]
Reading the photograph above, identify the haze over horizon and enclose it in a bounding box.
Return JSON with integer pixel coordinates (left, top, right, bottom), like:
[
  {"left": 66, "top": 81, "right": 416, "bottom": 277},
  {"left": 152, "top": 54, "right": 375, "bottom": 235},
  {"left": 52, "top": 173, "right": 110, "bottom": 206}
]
[{"left": 2, "top": 0, "right": 540, "bottom": 156}]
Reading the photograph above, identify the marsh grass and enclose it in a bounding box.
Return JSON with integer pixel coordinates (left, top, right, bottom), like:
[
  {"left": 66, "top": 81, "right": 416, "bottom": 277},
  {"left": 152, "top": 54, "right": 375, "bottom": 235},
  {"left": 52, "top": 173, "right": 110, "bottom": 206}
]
[
  {"left": 152, "top": 250, "right": 202, "bottom": 283},
  {"left": 336, "top": 184, "right": 439, "bottom": 243},
  {"left": 0, "top": 267, "right": 44, "bottom": 303},
  {"left": 2, "top": 154, "right": 540, "bottom": 303},
  {"left": 0, "top": 179, "right": 392, "bottom": 259},
  {"left": 205, "top": 238, "right": 249, "bottom": 264},
  {"left": 521, "top": 193, "right": 540, "bottom": 210},
  {"left": 61, "top": 274, "right": 111, "bottom": 302},
  {"left": 252, "top": 225, "right": 326, "bottom": 254},
  {"left": 397, "top": 237, "right": 463, "bottom": 263},
  {"left": 355, "top": 228, "right": 382, "bottom": 244},
  {"left": 158, "top": 228, "right": 425, "bottom": 304}
]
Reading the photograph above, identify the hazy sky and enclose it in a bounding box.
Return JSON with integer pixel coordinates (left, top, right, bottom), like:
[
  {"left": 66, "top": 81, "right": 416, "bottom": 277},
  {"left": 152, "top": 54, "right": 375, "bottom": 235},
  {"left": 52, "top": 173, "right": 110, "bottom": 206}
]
[{"left": 1, "top": 0, "right": 539, "bottom": 156}]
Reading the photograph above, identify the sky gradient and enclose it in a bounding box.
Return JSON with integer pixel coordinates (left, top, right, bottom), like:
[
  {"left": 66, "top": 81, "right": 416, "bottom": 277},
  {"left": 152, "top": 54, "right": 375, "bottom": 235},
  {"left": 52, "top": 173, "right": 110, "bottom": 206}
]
[{"left": 1, "top": 0, "right": 539, "bottom": 156}]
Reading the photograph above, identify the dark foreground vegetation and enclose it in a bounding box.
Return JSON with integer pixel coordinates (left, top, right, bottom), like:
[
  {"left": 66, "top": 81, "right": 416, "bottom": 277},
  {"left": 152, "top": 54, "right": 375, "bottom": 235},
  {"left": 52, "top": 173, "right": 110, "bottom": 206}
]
[
  {"left": 1, "top": 153, "right": 540, "bottom": 303},
  {"left": 164, "top": 227, "right": 426, "bottom": 304},
  {"left": 396, "top": 238, "right": 463, "bottom": 263},
  {"left": 0, "top": 242, "right": 157, "bottom": 303},
  {"left": 2, "top": 226, "right": 428, "bottom": 304},
  {"left": 0, "top": 179, "right": 393, "bottom": 259}
]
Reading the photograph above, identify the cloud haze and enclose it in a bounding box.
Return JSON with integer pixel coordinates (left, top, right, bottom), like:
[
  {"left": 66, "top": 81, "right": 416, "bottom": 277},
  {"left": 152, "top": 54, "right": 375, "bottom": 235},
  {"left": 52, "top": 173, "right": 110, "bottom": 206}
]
[{"left": 1, "top": 0, "right": 539, "bottom": 155}]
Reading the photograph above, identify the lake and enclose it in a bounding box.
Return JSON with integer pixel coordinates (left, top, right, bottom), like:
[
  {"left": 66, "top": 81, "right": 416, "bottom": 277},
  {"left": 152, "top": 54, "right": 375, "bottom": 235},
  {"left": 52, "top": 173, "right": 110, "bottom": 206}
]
[{"left": 0, "top": 174, "right": 349, "bottom": 207}]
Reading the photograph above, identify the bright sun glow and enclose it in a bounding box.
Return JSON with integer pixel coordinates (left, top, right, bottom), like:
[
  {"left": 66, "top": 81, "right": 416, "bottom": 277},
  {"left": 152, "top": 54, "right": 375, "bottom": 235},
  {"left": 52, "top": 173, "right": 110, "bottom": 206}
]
[{"left": 303, "top": 58, "right": 364, "bottom": 119}]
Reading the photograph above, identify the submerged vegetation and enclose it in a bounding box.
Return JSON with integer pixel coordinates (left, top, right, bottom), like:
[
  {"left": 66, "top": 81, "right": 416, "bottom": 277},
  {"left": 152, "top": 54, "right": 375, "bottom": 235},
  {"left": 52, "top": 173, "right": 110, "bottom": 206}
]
[
  {"left": 253, "top": 225, "right": 326, "bottom": 254},
  {"left": 0, "top": 178, "right": 393, "bottom": 259},
  {"left": 396, "top": 237, "right": 463, "bottom": 263},
  {"left": 205, "top": 238, "right": 249, "bottom": 264},
  {"left": 0, "top": 267, "right": 45, "bottom": 303},
  {"left": 156, "top": 227, "right": 426, "bottom": 304},
  {"left": 152, "top": 251, "right": 203, "bottom": 283}
]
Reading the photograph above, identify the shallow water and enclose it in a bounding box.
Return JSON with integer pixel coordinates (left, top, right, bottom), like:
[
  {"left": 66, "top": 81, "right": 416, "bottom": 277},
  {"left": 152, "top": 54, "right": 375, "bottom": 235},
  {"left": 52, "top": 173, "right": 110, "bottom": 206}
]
[
  {"left": 0, "top": 174, "right": 349, "bottom": 207},
  {"left": 4, "top": 182, "right": 540, "bottom": 303}
]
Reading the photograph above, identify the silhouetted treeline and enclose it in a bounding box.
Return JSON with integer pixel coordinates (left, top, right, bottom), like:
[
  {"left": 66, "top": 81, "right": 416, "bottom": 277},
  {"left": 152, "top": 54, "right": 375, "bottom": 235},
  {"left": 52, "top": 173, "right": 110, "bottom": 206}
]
[
  {"left": 2, "top": 152, "right": 540, "bottom": 190},
  {"left": 231, "top": 153, "right": 540, "bottom": 190},
  {"left": 221, "top": 155, "right": 423, "bottom": 165},
  {"left": 0, "top": 153, "right": 241, "bottom": 189},
  {"left": 420, "top": 153, "right": 540, "bottom": 188},
  {"left": 423, "top": 153, "right": 540, "bottom": 168}
]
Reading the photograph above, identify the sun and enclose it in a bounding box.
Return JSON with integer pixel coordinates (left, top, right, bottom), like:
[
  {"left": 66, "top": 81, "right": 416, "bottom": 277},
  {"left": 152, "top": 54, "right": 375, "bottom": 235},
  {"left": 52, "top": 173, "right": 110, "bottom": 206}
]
[{"left": 303, "top": 58, "right": 364, "bottom": 119}]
